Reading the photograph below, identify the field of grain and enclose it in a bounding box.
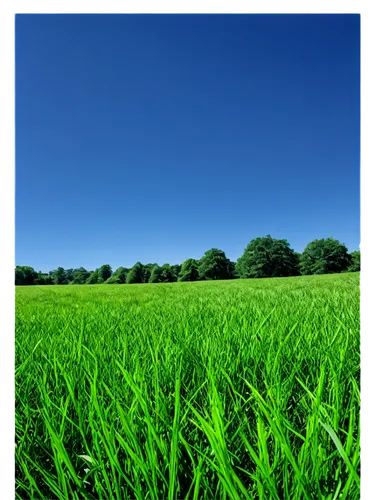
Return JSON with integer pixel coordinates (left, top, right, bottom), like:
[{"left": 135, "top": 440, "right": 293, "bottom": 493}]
[{"left": 15, "top": 273, "right": 360, "bottom": 500}]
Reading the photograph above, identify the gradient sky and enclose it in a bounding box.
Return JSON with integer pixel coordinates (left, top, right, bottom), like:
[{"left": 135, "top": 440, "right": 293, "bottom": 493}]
[{"left": 15, "top": 14, "right": 360, "bottom": 273}]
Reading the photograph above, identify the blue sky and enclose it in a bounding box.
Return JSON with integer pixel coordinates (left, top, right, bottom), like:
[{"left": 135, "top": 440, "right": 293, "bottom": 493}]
[{"left": 15, "top": 14, "right": 360, "bottom": 272}]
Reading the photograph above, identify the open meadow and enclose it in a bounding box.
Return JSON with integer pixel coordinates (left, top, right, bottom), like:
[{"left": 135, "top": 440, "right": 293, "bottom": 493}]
[{"left": 15, "top": 273, "right": 360, "bottom": 500}]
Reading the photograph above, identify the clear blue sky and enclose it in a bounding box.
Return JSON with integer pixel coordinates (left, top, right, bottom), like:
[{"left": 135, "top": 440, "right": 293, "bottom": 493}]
[{"left": 16, "top": 14, "right": 360, "bottom": 273}]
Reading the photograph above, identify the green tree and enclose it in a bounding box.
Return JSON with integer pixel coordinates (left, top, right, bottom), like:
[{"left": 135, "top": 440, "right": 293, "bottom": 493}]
[
  {"left": 15, "top": 266, "right": 38, "bottom": 285},
  {"left": 178, "top": 258, "right": 200, "bottom": 282},
  {"left": 86, "top": 270, "right": 99, "bottom": 284},
  {"left": 51, "top": 267, "right": 68, "bottom": 285},
  {"left": 105, "top": 267, "right": 129, "bottom": 284},
  {"left": 64, "top": 269, "right": 75, "bottom": 283},
  {"left": 149, "top": 265, "right": 163, "bottom": 283},
  {"left": 72, "top": 268, "right": 91, "bottom": 284},
  {"left": 198, "top": 249, "right": 235, "bottom": 280},
  {"left": 236, "top": 235, "right": 300, "bottom": 279},
  {"left": 34, "top": 271, "right": 53, "bottom": 285},
  {"left": 346, "top": 250, "right": 360, "bottom": 272},
  {"left": 159, "top": 264, "right": 175, "bottom": 282},
  {"left": 300, "top": 238, "right": 351, "bottom": 275},
  {"left": 170, "top": 264, "right": 181, "bottom": 282},
  {"left": 294, "top": 252, "right": 302, "bottom": 277},
  {"left": 34, "top": 271, "right": 49, "bottom": 285},
  {"left": 228, "top": 260, "right": 237, "bottom": 278},
  {"left": 97, "top": 264, "right": 112, "bottom": 284},
  {"left": 44, "top": 273, "right": 53, "bottom": 285},
  {"left": 126, "top": 262, "right": 144, "bottom": 284},
  {"left": 143, "top": 263, "right": 157, "bottom": 283},
  {"left": 15, "top": 267, "right": 23, "bottom": 285}
]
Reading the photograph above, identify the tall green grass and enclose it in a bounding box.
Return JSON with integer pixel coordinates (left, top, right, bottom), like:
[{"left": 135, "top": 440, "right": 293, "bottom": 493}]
[{"left": 15, "top": 273, "right": 360, "bottom": 499}]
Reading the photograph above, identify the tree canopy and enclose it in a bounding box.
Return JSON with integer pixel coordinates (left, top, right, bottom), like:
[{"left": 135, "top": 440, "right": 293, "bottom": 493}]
[
  {"left": 15, "top": 235, "right": 360, "bottom": 286},
  {"left": 126, "top": 262, "right": 144, "bottom": 284},
  {"left": 149, "top": 265, "right": 163, "bottom": 283},
  {"left": 105, "top": 267, "right": 129, "bottom": 284},
  {"left": 198, "top": 249, "right": 235, "bottom": 281},
  {"left": 86, "top": 270, "right": 99, "bottom": 284},
  {"left": 51, "top": 267, "right": 68, "bottom": 285},
  {"left": 34, "top": 272, "right": 53, "bottom": 285},
  {"left": 142, "top": 263, "right": 158, "bottom": 284},
  {"left": 97, "top": 264, "right": 112, "bottom": 284},
  {"left": 236, "top": 235, "right": 300, "bottom": 279},
  {"left": 15, "top": 266, "right": 38, "bottom": 286},
  {"left": 72, "top": 268, "right": 91, "bottom": 284},
  {"left": 149, "top": 264, "right": 180, "bottom": 283},
  {"left": 159, "top": 264, "right": 174, "bottom": 283},
  {"left": 300, "top": 238, "right": 351, "bottom": 275},
  {"left": 178, "top": 258, "right": 200, "bottom": 282},
  {"left": 170, "top": 265, "right": 181, "bottom": 282},
  {"left": 347, "top": 251, "right": 360, "bottom": 272}
]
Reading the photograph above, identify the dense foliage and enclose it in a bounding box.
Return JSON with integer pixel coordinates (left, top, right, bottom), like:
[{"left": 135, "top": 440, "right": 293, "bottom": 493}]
[
  {"left": 300, "top": 238, "right": 352, "bottom": 275},
  {"left": 15, "top": 236, "right": 359, "bottom": 285},
  {"left": 236, "top": 235, "right": 300, "bottom": 278},
  {"left": 178, "top": 258, "right": 200, "bottom": 282},
  {"left": 347, "top": 250, "right": 360, "bottom": 272},
  {"left": 198, "top": 248, "right": 235, "bottom": 280}
]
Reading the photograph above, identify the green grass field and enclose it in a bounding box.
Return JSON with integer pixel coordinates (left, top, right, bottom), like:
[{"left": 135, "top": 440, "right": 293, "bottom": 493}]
[{"left": 15, "top": 273, "right": 360, "bottom": 500}]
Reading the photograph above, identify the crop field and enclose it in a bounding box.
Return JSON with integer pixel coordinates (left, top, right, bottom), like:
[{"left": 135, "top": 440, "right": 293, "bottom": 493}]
[{"left": 15, "top": 273, "right": 360, "bottom": 500}]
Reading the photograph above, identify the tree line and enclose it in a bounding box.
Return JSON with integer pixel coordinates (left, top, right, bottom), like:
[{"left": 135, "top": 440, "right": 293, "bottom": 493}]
[{"left": 15, "top": 235, "right": 360, "bottom": 286}]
